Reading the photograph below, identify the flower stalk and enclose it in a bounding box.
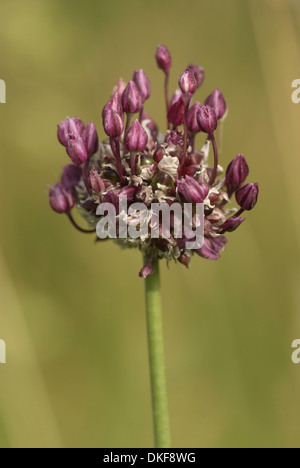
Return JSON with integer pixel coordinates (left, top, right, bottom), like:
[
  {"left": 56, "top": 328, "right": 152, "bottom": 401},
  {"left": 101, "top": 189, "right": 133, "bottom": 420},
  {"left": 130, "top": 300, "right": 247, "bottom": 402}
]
[{"left": 144, "top": 255, "right": 171, "bottom": 448}]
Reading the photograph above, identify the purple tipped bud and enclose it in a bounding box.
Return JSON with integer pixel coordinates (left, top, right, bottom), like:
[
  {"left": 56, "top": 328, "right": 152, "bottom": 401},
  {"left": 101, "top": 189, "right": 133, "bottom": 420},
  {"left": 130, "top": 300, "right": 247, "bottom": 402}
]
[
  {"left": 221, "top": 216, "right": 245, "bottom": 232},
  {"left": 205, "top": 88, "right": 227, "bottom": 120},
  {"left": 186, "top": 101, "right": 202, "bottom": 133},
  {"left": 177, "top": 175, "right": 209, "bottom": 203},
  {"left": 125, "top": 119, "right": 148, "bottom": 152},
  {"left": 235, "top": 183, "right": 259, "bottom": 210},
  {"left": 132, "top": 69, "right": 151, "bottom": 101},
  {"left": 103, "top": 110, "right": 124, "bottom": 138},
  {"left": 155, "top": 45, "right": 172, "bottom": 73},
  {"left": 167, "top": 96, "right": 185, "bottom": 127},
  {"left": 49, "top": 183, "right": 75, "bottom": 213},
  {"left": 197, "top": 236, "right": 227, "bottom": 260},
  {"left": 61, "top": 164, "right": 82, "bottom": 189},
  {"left": 66, "top": 134, "right": 88, "bottom": 165},
  {"left": 178, "top": 68, "right": 197, "bottom": 95},
  {"left": 90, "top": 166, "right": 105, "bottom": 194},
  {"left": 225, "top": 154, "right": 249, "bottom": 195},
  {"left": 121, "top": 81, "right": 143, "bottom": 114},
  {"left": 189, "top": 64, "right": 205, "bottom": 88},
  {"left": 197, "top": 105, "right": 217, "bottom": 134},
  {"left": 139, "top": 255, "right": 155, "bottom": 278},
  {"left": 57, "top": 117, "right": 85, "bottom": 146},
  {"left": 82, "top": 122, "right": 99, "bottom": 154}
]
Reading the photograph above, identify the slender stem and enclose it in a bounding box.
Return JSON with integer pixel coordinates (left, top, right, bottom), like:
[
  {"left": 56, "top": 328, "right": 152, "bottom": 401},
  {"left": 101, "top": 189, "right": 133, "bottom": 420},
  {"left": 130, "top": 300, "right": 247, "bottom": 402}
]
[
  {"left": 208, "top": 133, "right": 219, "bottom": 186},
  {"left": 164, "top": 72, "right": 170, "bottom": 130},
  {"left": 144, "top": 256, "right": 171, "bottom": 448},
  {"left": 66, "top": 212, "right": 96, "bottom": 234}
]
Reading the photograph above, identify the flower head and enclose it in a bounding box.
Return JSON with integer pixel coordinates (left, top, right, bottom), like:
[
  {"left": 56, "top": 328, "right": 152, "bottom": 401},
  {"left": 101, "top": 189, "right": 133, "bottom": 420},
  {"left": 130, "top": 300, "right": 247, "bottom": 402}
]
[{"left": 50, "top": 46, "right": 259, "bottom": 277}]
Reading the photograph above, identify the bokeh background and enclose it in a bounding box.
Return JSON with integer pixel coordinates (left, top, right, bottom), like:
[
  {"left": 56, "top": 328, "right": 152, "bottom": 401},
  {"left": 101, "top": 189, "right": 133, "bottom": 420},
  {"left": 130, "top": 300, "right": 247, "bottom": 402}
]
[{"left": 0, "top": 0, "right": 299, "bottom": 448}]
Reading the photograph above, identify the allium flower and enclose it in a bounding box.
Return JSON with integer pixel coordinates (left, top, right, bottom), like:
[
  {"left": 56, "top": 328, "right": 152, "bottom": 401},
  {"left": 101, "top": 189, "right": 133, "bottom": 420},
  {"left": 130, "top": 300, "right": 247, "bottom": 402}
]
[{"left": 49, "top": 46, "right": 259, "bottom": 278}]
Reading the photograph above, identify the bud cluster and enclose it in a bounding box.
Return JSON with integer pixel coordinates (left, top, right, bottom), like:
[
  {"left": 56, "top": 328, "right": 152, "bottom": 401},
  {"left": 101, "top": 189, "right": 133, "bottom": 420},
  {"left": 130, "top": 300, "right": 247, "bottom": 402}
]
[{"left": 49, "top": 45, "right": 259, "bottom": 277}]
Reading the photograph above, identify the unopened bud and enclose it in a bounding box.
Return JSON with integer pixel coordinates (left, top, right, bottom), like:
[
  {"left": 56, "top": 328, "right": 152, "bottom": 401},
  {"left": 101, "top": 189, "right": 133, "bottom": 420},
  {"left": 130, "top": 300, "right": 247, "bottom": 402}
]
[
  {"left": 167, "top": 96, "right": 185, "bottom": 127},
  {"left": 82, "top": 122, "right": 99, "bottom": 154},
  {"left": 225, "top": 154, "right": 249, "bottom": 195},
  {"left": 125, "top": 120, "right": 148, "bottom": 152},
  {"left": 178, "top": 68, "right": 197, "bottom": 95},
  {"left": 121, "top": 81, "right": 143, "bottom": 114},
  {"left": 235, "top": 183, "right": 259, "bottom": 210},
  {"left": 197, "top": 105, "right": 217, "bottom": 134},
  {"left": 205, "top": 88, "right": 227, "bottom": 120},
  {"left": 57, "top": 117, "right": 85, "bottom": 146},
  {"left": 187, "top": 101, "right": 202, "bottom": 133},
  {"left": 103, "top": 110, "right": 124, "bottom": 138},
  {"left": 49, "top": 183, "right": 75, "bottom": 213},
  {"left": 155, "top": 45, "right": 172, "bottom": 73},
  {"left": 66, "top": 134, "right": 88, "bottom": 165},
  {"left": 177, "top": 175, "right": 209, "bottom": 203},
  {"left": 132, "top": 69, "right": 151, "bottom": 101}
]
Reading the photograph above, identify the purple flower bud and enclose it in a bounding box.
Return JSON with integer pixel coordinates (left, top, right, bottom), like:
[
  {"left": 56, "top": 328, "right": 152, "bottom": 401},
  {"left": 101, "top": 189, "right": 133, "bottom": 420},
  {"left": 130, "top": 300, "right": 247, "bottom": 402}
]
[
  {"left": 66, "top": 134, "right": 88, "bottom": 165},
  {"left": 221, "top": 216, "right": 245, "bottom": 232},
  {"left": 177, "top": 175, "right": 209, "bottom": 203},
  {"left": 118, "top": 186, "right": 137, "bottom": 203},
  {"left": 61, "top": 164, "right": 82, "bottom": 189},
  {"left": 111, "top": 77, "right": 126, "bottom": 97},
  {"left": 90, "top": 166, "right": 105, "bottom": 194},
  {"left": 167, "top": 96, "right": 185, "bottom": 127},
  {"left": 82, "top": 122, "right": 99, "bottom": 154},
  {"left": 155, "top": 45, "right": 172, "bottom": 73},
  {"left": 235, "top": 183, "right": 259, "bottom": 211},
  {"left": 121, "top": 81, "right": 143, "bottom": 114},
  {"left": 125, "top": 119, "right": 148, "bottom": 152},
  {"left": 170, "top": 89, "right": 183, "bottom": 106},
  {"left": 197, "top": 236, "right": 227, "bottom": 260},
  {"left": 49, "top": 183, "right": 75, "bottom": 213},
  {"left": 132, "top": 69, "right": 151, "bottom": 101},
  {"left": 186, "top": 101, "right": 202, "bottom": 133},
  {"left": 225, "top": 154, "right": 249, "bottom": 195},
  {"left": 197, "top": 105, "right": 217, "bottom": 134},
  {"left": 103, "top": 110, "right": 124, "bottom": 138},
  {"left": 178, "top": 68, "right": 197, "bottom": 95},
  {"left": 188, "top": 64, "right": 205, "bottom": 88},
  {"left": 205, "top": 88, "right": 227, "bottom": 120},
  {"left": 102, "top": 92, "right": 123, "bottom": 118},
  {"left": 57, "top": 117, "right": 85, "bottom": 146}
]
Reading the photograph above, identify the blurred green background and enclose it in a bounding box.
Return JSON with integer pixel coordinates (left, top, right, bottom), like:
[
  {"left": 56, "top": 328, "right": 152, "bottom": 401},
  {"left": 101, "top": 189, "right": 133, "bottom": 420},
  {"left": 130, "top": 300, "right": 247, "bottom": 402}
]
[{"left": 0, "top": 0, "right": 300, "bottom": 448}]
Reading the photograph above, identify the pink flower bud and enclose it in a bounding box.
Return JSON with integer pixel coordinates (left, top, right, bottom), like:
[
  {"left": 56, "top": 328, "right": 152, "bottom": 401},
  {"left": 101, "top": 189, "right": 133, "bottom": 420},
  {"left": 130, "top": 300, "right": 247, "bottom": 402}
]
[
  {"left": 235, "top": 183, "right": 259, "bottom": 211},
  {"left": 170, "top": 89, "right": 183, "bottom": 106},
  {"left": 225, "top": 154, "right": 249, "bottom": 195},
  {"left": 196, "top": 236, "right": 227, "bottom": 260},
  {"left": 121, "top": 81, "right": 143, "bottom": 114},
  {"left": 221, "top": 216, "right": 245, "bottom": 232},
  {"left": 125, "top": 119, "right": 148, "bottom": 152},
  {"left": 177, "top": 176, "right": 209, "bottom": 203},
  {"left": 186, "top": 101, "right": 202, "bottom": 133},
  {"left": 205, "top": 88, "right": 227, "bottom": 120},
  {"left": 57, "top": 117, "right": 85, "bottom": 146},
  {"left": 167, "top": 96, "right": 185, "bottom": 127},
  {"left": 132, "top": 69, "right": 151, "bottom": 101},
  {"left": 178, "top": 68, "right": 197, "bottom": 95},
  {"left": 189, "top": 64, "right": 205, "bottom": 88},
  {"left": 90, "top": 166, "right": 105, "bottom": 194},
  {"left": 49, "top": 183, "right": 75, "bottom": 213},
  {"left": 61, "top": 164, "right": 82, "bottom": 189},
  {"left": 103, "top": 110, "right": 124, "bottom": 137},
  {"left": 197, "top": 105, "right": 217, "bottom": 134},
  {"left": 111, "top": 77, "right": 126, "bottom": 97},
  {"left": 155, "top": 45, "right": 172, "bottom": 73},
  {"left": 66, "top": 134, "right": 88, "bottom": 165},
  {"left": 82, "top": 122, "right": 99, "bottom": 154}
]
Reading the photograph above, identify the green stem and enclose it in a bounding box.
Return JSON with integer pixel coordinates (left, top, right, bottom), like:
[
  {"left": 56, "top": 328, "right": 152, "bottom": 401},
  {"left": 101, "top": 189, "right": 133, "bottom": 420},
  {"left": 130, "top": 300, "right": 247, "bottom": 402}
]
[{"left": 144, "top": 256, "right": 171, "bottom": 448}]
